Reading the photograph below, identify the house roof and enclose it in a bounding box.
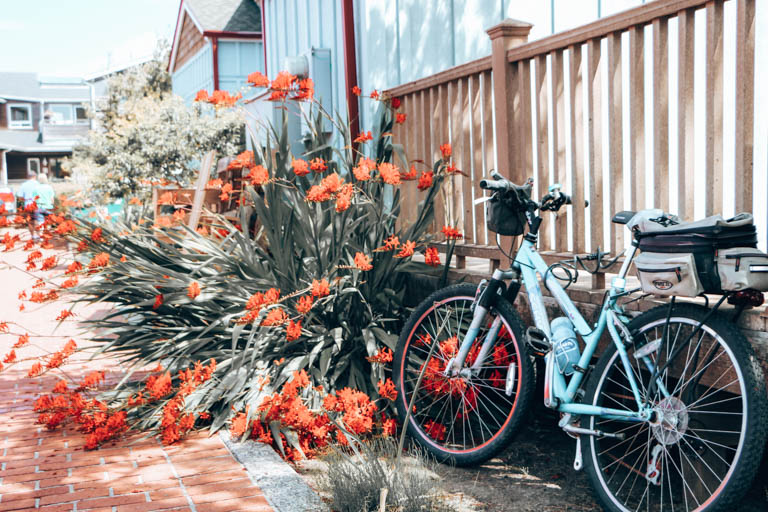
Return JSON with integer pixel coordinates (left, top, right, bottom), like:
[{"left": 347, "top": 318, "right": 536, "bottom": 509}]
[
  {"left": 0, "top": 130, "right": 74, "bottom": 153},
  {"left": 0, "top": 72, "right": 91, "bottom": 102},
  {"left": 185, "top": 0, "right": 261, "bottom": 33}
]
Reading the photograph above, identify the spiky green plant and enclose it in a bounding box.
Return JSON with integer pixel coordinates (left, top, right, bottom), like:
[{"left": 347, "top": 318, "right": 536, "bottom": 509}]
[{"left": 67, "top": 98, "right": 454, "bottom": 434}]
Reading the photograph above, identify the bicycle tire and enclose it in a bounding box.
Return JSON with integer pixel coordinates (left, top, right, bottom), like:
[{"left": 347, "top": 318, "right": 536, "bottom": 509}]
[
  {"left": 393, "top": 283, "right": 535, "bottom": 466},
  {"left": 582, "top": 303, "right": 768, "bottom": 512}
]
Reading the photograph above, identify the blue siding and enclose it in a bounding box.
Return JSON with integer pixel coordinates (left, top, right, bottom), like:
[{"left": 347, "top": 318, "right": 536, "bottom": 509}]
[
  {"left": 171, "top": 45, "right": 214, "bottom": 104},
  {"left": 217, "top": 41, "right": 265, "bottom": 94}
]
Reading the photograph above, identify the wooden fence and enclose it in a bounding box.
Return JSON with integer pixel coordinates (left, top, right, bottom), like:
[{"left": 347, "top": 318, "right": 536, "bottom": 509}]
[{"left": 386, "top": 0, "right": 757, "bottom": 288}]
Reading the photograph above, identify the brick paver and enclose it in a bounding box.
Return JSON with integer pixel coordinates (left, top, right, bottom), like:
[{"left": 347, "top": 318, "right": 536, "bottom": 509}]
[{"left": 0, "top": 233, "right": 273, "bottom": 511}]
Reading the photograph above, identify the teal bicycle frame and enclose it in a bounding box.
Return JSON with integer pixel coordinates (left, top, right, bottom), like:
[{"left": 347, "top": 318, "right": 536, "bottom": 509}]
[{"left": 448, "top": 237, "right": 671, "bottom": 424}]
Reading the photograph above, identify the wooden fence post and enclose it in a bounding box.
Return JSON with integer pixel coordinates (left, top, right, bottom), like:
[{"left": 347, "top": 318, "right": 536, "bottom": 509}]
[{"left": 486, "top": 19, "right": 532, "bottom": 184}]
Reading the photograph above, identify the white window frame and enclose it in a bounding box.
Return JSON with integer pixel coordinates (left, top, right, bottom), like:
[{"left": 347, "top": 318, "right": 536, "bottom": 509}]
[
  {"left": 74, "top": 105, "right": 89, "bottom": 124},
  {"left": 7, "top": 104, "right": 33, "bottom": 129},
  {"left": 44, "top": 103, "right": 89, "bottom": 125},
  {"left": 27, "top": 158, "right": 40, "bottom": 175}
]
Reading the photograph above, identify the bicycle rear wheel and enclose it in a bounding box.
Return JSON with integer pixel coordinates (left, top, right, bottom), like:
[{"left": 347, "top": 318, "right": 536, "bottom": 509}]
[
  {"left": 393, "top": 283, "right": 534, "bottom": 466},
  {"left": 583, "top": 303, "right": 768, "bottom": 512}
]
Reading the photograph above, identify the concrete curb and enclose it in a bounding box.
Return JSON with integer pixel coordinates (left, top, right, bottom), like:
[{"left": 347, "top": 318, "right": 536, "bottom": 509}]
[{"left": 218, "top": 431, "right": 327, "bottom": 512}]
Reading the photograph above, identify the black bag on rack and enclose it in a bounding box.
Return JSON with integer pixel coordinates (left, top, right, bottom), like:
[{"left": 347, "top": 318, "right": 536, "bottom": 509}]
[
  {"left": 485, "top": 183, "right": 532, "bottom": 236},
  {"left": 632, "top": 212, "right": 758, "bottom": 295}
]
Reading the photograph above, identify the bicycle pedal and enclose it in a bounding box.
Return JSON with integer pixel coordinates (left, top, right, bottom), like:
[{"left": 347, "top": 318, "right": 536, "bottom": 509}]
[{"left": 526, "top": 327, "right": 550, "bottom": 354}]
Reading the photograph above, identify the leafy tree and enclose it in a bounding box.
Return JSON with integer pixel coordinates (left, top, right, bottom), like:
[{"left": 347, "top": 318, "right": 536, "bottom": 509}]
[{"left": 70, "top": 44, "right": 244, "bottom": 201}]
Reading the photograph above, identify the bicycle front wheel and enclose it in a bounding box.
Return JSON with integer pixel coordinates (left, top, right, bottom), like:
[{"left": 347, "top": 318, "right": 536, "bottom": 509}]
[
  {"left": 583, "top": 303, "right": 768, "bottom": 512},
  {"left": 393, "top": 283, "right": 534, "bottom": 466}
]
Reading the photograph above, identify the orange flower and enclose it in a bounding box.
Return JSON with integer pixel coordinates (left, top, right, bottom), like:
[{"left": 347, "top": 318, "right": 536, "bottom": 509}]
[
  {"left": 395, "top": 113, "right": 407, "bottom": 124},
  {"left": 120, "top": 255, "right": 127, "bottom": 262},
  {"left": 128, "top": 197, "right": 142, "bottom": 205},
  {"left": 381, "top": 235, "right": 400, "bottom": 251},
  {"left": 206, "top": 178, "right": 223, "bottom": 189},
  {"left": 352, "top": 85, "right": 362, "bottom": 96},
  {"left": 3, "top": 350, "right": 17, "bottom": 364},
  {"left": 194, "top": 90, "right": 209, "bottom": 102},
  {"left": 352, "top": 162, "right": 372, "bottom": 181},
  {"left": 311, "top": 278, "right": 330, "bottom": 298},
  {"left": 147, "top": 371, "right": 172, "bottom": 399},
  {"left": 353, "top": 252, "right": 372, "bottom": 271},
  {"left": 440, "top": 143, "right": 452, "bottom": 158},
  {"left": 52, "top": 380, "right": 68, "bottom": 394},
  {"left": 153, "top": 294, "right": 163, "bottom": 309},
  {"left": 400, "top": 165, "right": 417, "bottom": 180},
  {"left": 441, "top": 226, "right": 463, "bottom": 240},
  {"left": 271, "top": 71, "right": 297, "bottom": 90},
  {"left": 292, "top": 158, "right": 310, "bottom": 177},
  {"left": 306, "top": 185, "right": 331, "bottom": 203},
  {"left": 187, "top": 282, "right": 201, "bottom": 300},
  {"left": 228, "top": 150, "right": 254, "bottom": 170},
  {"left": 391, "top": 97, "right": 401, "bottom": 109},
  {"left": 296, "top": 295, "right": 313, "bottom": 314},
  {"left": 88, "top": 252, "right": 110, "bottom": 269},
  {"left": 91, "top": 228, "right": 104, "bottom": 243},
  {"left": 219, "top": 183, "right": 233, "bottom": 201},
  {"left": 247, "top": 165, "right": 270, "bottom": 186},
  {"left": 378, "top": 162, "right": 401, "bottom": 185},
  {"left": 0, "top": 322, "right": 7, "bottom": 333},
  {"left": 61, "top": 276, "right": 78, "bottom": 288},
  {"left": 424, "top": 247, "right": 441, "bottom": 266},
  {"left": 370, "top": 90, "right": 380, "bottom": 99},
  {"left": 247, "top": 71, "right": 270, "bottom": 87},
  {"left": 367, "top": 348, "right": 393, "bottom": 364},
  {"left": 66, "top": 261, "right": 82, "bottom": 274},
  {"left": 309, "top": 158, "right": 327, "bottom": 172},
  {"left": 446, "top": 162, "right": 459, "bottom": 174},
  {"left": 320, "top": 172, "right": 343, "bottom": 194},
  {"left": 28, "top": 362, "right": 43, "bottom": 378},
  {"left": 294, "top": 78, "right": 315, "bottom": 101},
  {"left": 354, "top": 131, "right": 373, "bottom": 143},
  {"left": 424, "top": 419, "right": 446, "bottom": 441},
  {"left": 286, "top": 319, "right": 302, "bottom": 341},
  {"left": 377, "top": 379, "right": 397, "bottom": 401},
  {"left": 381, "top": 414, "right": 397, "bottom": 436},
  {"left": 395, "top": 240, "right": 415, "bottom": 258},
  {"left": 172, "top": 209, "right": 186, "bottom": 222},
  {"left": 335, "top": 183, "right": 354, "bottom": 212},
  {"left": 262, "top": 308, "right": 288, "bottom": 326},
  {"left": 56, "top": 310, "right": 74, "bottom": 321},
  {"left": 417, "top": 171, "right": 434, "bottom": 190},
  {"left": 13, "top": 334, "right": 30, "bottom": 348},
  {"left": 207, "top": 90, "right": 241, "bottom": 107}
]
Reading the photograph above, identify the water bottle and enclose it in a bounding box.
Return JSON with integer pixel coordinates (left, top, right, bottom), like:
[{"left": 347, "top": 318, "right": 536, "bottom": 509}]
[{"left": 550, "top": 317, "right": 580, "bottom": 375}]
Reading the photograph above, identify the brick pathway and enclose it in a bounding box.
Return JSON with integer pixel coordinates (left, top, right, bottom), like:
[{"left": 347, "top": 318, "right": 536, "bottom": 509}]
[{"left": 0, "top": 234, "right": 273, "bottom": 511}]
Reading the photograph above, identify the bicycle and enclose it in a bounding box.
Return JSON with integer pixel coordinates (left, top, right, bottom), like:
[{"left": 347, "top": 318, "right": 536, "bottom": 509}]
[{"left": 393, "top": 172, "right": 768, "bottom": 511}]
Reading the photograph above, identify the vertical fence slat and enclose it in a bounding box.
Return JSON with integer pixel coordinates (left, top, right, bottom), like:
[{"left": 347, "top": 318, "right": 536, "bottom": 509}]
[
  {"left": 482, "top": 70, "right": 494, "bottom": 246},
  {"left": 519, "top": 59, "right": 533, "bottom": 186},
  {"left": 534, "top": 54, "right": 551, "bottom": 251},
  {"left": 678, "top": 9, "right": 695, "bottom": 220},
  {"left": 705, "top": 0, "right": 724, "bottom": 216},
  {"left": 471, "top": 74, "right": 486, "bottom": 245},
  {"left": 607, "top": 32, "right": 623, "bottom": 252},
  {"left": 629, "top": 25, "right": 646, "bottom": 212},
  {"left": 436, "top": 84, "right": 449, "bottom": 228},
  {"left": 587, "top": 38, "right": 604, "bottom": 287},
  {"left": 552, "top": 50, "right": 568, "bottom": 253},
  {"left": 734, "top": 0, "right": 755, "bottom": 214},
  {"left": 509, "top": 62, "right": 522, "bottom": 184},
  {"left": 460, "top": 78, "right": 473, "bottom": 245},
  {"left": 569, "top": 45, "right": 586, "bottom": 254},
  {"left": 403, "top": 93, "right": 418, "bottom": 228},
  {"left": 653, "top": 17, "right": 669, "bottom": 212}
]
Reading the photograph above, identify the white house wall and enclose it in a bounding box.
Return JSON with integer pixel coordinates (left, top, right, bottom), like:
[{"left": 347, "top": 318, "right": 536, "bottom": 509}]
[{"left": 171, "top": 44, "right": 215, "bottom": 104}]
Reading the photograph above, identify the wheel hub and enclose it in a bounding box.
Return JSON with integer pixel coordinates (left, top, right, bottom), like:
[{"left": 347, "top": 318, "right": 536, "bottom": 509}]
[{"left": 650, "top": 396, "right": 688, "bottom": 445}]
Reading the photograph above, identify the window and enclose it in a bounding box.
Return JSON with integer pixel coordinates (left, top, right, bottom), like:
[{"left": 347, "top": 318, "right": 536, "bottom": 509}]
[
  {"left": 48, "top": 104, "right": 73, "bottom": 124},
  {"left": 27, "top": 158, "right": 40, "bottom": 175},
  {"left": 75, "top": 106, "right": 88, "bottom": 124},
  {"left": 8, "top": 104, "right": 32, "bottom": 129}
]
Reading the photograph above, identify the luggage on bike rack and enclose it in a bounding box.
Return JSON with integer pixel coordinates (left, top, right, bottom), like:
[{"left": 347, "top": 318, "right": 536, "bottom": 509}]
[{"left": 629, "top": 210, "right": 767, "bottom": 296}]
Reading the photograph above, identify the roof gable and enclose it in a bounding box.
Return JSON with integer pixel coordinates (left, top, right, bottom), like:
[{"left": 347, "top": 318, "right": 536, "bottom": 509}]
[{"left": 186, "top": 0, "right": 261, "bottom": 33}]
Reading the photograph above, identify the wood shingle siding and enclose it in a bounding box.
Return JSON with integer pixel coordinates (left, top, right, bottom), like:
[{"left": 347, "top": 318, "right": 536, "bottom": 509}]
[{"left": 174, "top": 13, "right": 206, "bottom": 73}]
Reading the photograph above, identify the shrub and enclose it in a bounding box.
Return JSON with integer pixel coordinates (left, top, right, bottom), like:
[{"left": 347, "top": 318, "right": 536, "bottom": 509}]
[{"left": 45, "top": 77, "right": 463, "bottom": 449}]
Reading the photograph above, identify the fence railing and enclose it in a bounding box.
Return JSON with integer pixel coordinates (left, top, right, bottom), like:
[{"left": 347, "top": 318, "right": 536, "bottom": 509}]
[{"left": 385, "top": 0, "right": 758, "bottom": 288}]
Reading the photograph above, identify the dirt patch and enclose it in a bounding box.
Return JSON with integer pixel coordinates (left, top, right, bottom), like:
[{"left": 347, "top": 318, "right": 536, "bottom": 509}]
[{"left": 296, "top": 404, "right": 768, "bottom": 511}]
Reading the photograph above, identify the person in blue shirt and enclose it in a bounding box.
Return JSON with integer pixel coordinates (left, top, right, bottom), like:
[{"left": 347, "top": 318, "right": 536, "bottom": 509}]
[
  {"left": 34, "top": 173, "right": 55, "bottom": 222},
  {"left": 15, "top": 170, "right": 40, "bottom": 241}
]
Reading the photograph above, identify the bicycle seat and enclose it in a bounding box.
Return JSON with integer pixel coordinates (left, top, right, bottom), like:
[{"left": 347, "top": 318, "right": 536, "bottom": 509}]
[{"left": 611, "top": 211, "right": 636, "bottom": 225}]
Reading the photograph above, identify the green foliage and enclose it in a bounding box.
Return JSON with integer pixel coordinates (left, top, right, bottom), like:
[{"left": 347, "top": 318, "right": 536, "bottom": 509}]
[
  {"left": 70, "top": 43, "right": 244, "bottom": 201},
  {"left": 69, "top": 101, "right": 449, "bottom": 434}
]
